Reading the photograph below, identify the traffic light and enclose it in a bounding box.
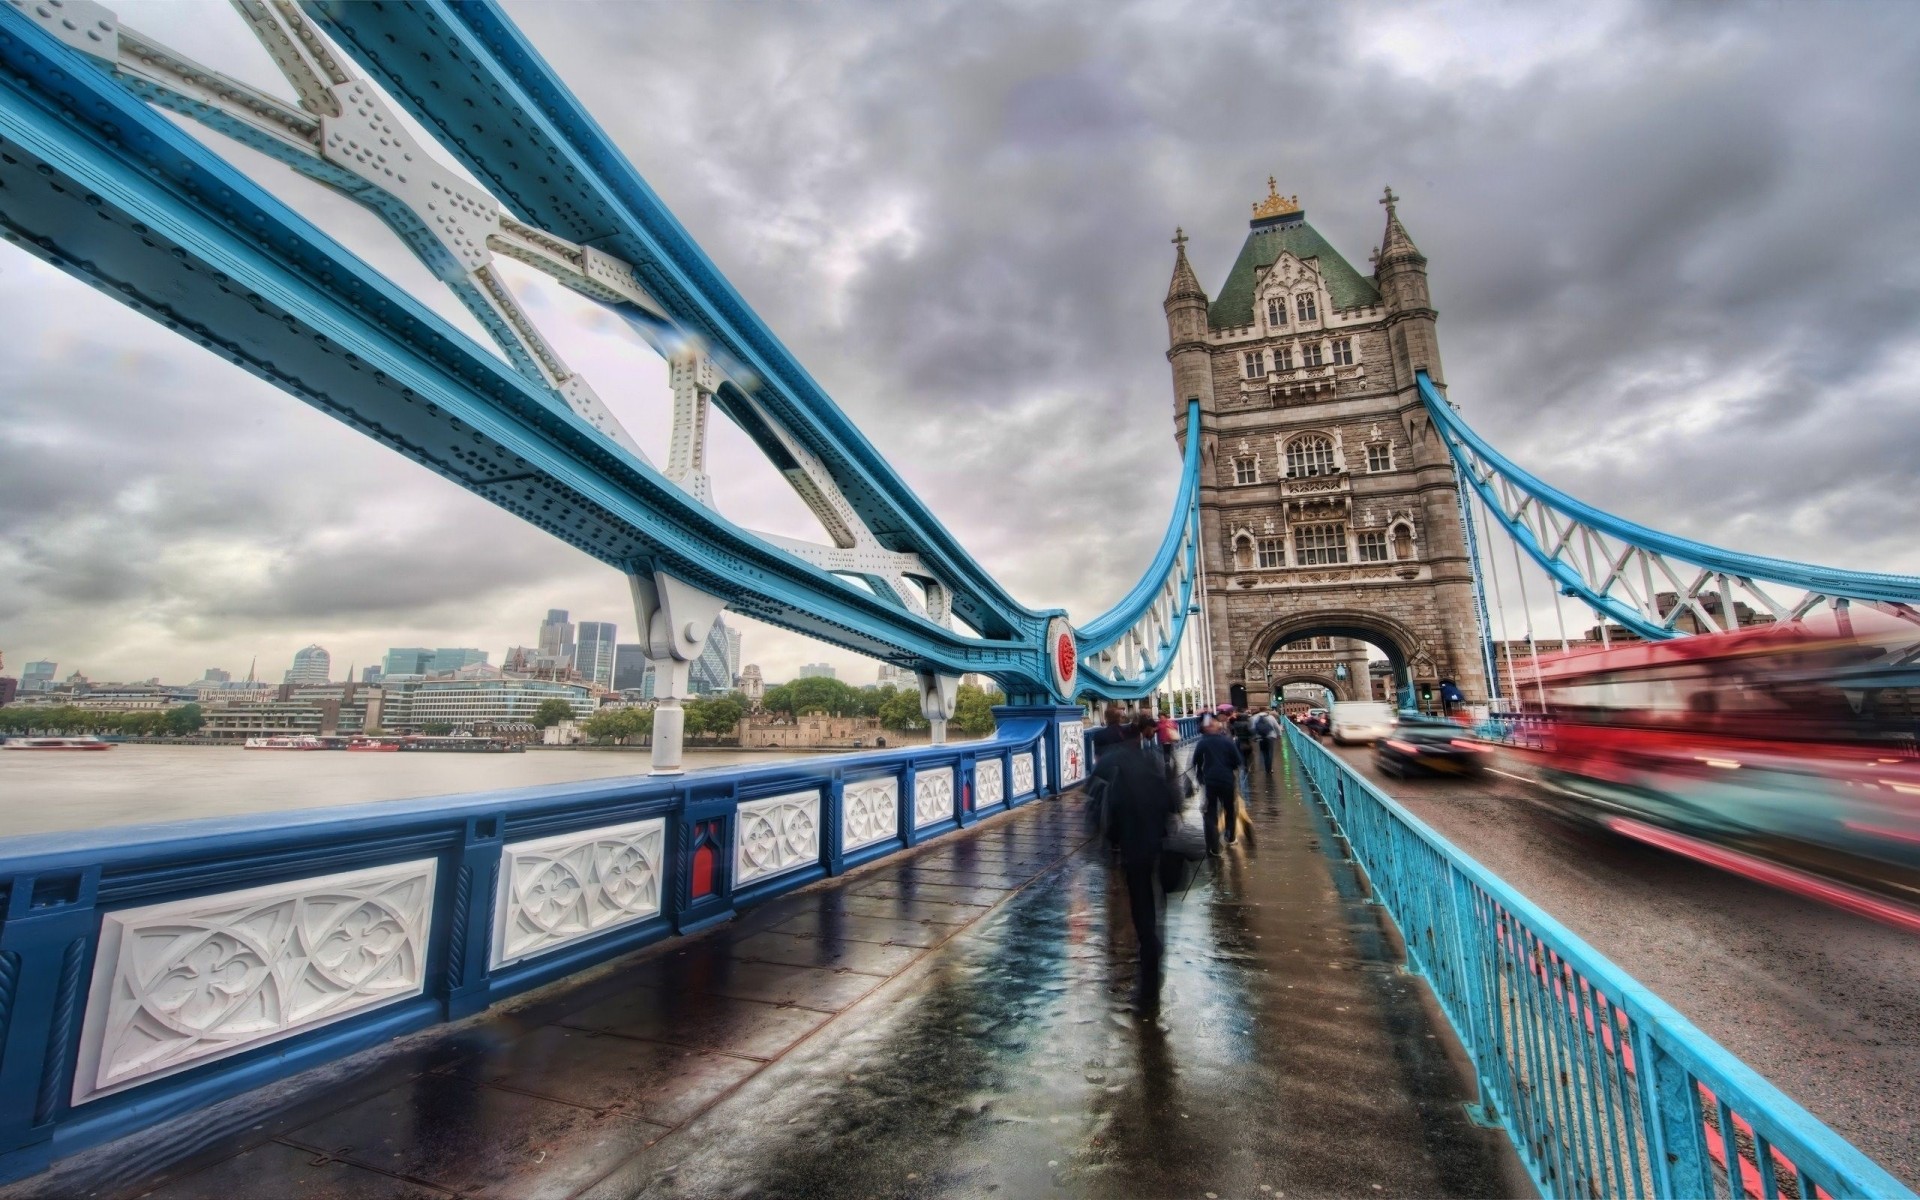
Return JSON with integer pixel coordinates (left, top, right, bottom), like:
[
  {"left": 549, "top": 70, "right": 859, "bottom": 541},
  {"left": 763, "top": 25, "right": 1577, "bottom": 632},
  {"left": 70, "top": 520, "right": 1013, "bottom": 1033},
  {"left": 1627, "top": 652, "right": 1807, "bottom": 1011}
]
[{"left": 1420, "top": 683, "right": 1434, "bottom": 705}]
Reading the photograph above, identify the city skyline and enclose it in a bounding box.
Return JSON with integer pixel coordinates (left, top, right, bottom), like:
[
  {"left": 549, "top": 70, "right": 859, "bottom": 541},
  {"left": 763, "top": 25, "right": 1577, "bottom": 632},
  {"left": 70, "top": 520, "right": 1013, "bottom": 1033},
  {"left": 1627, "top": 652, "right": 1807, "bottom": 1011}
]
[{"left": 4, "top": 1, "right": 1920, "bottom": 695}]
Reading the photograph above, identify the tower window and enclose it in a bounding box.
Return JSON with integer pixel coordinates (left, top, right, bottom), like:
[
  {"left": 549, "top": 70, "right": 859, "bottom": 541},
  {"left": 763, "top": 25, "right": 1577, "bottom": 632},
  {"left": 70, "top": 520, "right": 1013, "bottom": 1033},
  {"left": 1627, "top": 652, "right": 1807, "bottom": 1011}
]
[
  {"left": 1332, "top": 337, "right": 1354, "bottom": 365},
  {"left": 1256, "top": 537, "right": 1286, "bottom": 568},
  {"left": 1356, "top": 530, "right": 1390, "bottom": 562},
  {"left": 1285, "top": 433, "right": 1337, "bottom": 478},
  {"left": 1294, "top": 522, "right": 1349, "bottom": 565},
  {"left": 1295, "top": 293, "right": 1318, "bottom": 322},
  {"left": 1365, "top": 443, "right": 1392, "bottom": 473},
  {"left": 1267, "top": 297, "right": 1287, "bottom": 327},
  {"left": 1274, "top": 345, "right": 1294, "bottom": 371},
  {"left": 1233, "top": 457, "right": 1258, "bottom": 485},
  {"left": 1243, "top": 350, "right": 1266, "bottom": 380},
  {"left": 1302, "top": 342, "right": 1324, "bottom": 368}
]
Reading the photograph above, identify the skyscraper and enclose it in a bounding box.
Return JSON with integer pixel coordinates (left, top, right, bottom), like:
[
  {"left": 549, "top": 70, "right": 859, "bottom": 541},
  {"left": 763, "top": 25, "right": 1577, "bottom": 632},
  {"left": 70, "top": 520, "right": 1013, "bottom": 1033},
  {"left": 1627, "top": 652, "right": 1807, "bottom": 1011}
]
[
  {"left": 537, "top": 609, "right": 575, "bottom": 666},
  {"left": 687, "top": 617, "right": 736, "bottom": 695},
  {"left": 383, "top": 647, "right": 434, "bottom": 677},
  {"left": 361, "top": 665, "right": 384, "bottom": 685},
  {"left": 285, "top": 644, "right": 331, "bottom": 684},
  {"left": 431, "top": 648, "right": 490, "bottom": 673},
  {"left": 202, "top": 667, "right": 231, "bottom": 683},
  {"left": 575, "top": 622, "right": 616, "bottom": 689},
  {"left": 22, "top": 661, "right": 55, "bottom": 692},
  {"left": 722, "top": 624, "right": 742, "bottom": 681},
  {"left": 612, "top": 643, "right": 650, "bottom": 692},
  {"left": 798, "top": 663, "right": 836, "bottom": 680}
]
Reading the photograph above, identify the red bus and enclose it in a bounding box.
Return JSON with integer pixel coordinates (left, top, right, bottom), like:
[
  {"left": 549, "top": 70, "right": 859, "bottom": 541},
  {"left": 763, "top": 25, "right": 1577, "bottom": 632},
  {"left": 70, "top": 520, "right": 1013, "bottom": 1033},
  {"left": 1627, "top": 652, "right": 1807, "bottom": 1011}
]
[{"left": 1516, "top": 610, "right": 1920, "bottom": 929}]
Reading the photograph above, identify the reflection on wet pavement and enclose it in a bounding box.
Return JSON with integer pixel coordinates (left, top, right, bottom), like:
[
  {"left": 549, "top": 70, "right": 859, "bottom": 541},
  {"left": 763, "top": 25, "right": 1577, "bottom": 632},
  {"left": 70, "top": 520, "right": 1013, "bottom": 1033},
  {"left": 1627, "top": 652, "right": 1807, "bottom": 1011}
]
[{"left": 18, "top": 758, "right": 1522, "bottom": 1200}]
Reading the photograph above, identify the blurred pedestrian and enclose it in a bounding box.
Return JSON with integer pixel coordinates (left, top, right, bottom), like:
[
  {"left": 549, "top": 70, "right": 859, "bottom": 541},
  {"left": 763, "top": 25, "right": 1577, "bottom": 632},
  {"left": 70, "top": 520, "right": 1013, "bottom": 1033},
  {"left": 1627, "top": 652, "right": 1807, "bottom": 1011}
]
[
  {"left": 1228, "top": 707, "right": 1255, "bottom": 792},
  {"left": 1155, "top": 710, "right": 1179, "bottom": 771},
  {"left": 1191, "top": 712, "right": 1244, "bottom": 855},
  {"left": 1091, "top": 714, "right": 1180, "bottom": 991},
  {"left": 1090, "top": 704, "right": 1131, "bottom": 760},
  {"left": 1253, "top": 707, "right": 1282, "bottom": 773}
]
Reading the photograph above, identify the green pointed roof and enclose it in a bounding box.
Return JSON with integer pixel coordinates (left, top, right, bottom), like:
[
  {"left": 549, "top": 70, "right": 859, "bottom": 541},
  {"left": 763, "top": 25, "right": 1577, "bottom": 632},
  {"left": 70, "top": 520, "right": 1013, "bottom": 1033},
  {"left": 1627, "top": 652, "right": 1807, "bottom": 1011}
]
[{"left": 1207, "top": 213, "right": 1381, "bottom": 331}]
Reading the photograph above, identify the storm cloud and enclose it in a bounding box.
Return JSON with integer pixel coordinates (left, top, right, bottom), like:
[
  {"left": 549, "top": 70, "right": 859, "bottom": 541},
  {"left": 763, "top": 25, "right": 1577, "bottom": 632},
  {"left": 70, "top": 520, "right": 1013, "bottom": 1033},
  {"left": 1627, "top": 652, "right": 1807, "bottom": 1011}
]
[{"left": 3, "top": 0, "right": 1918, "bottom": 684}]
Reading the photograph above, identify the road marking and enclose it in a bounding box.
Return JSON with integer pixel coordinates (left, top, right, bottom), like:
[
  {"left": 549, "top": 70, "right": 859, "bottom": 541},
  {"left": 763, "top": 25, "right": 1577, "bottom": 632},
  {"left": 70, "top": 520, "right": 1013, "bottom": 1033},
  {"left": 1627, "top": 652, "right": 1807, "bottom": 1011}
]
[{"left": 1489, "top": 769, "right": 1534, "bottom": 783}]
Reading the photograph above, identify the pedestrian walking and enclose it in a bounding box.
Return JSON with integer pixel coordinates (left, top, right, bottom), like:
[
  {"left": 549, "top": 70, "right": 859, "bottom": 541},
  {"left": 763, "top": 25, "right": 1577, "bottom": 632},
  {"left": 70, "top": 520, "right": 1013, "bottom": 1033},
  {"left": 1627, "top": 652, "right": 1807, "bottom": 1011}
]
[
  {"left": 1155, "top": 710, "right": 1179, "bottom": 772},
  {"left": 1090, "top": 714, "right": 1181, "bottom": 994},
  {"left": 1252, "top": 707, "right": 1282, "bottom": 773},
  {"left": 1090, "top": 704, "right": 1132, "bottom": 760},
  {"left": 1228, "top": 706, "right": 1255, "bottom": 793},
  {"left": 1191, "top": 712, "right": 1244, "bottom": 855}
]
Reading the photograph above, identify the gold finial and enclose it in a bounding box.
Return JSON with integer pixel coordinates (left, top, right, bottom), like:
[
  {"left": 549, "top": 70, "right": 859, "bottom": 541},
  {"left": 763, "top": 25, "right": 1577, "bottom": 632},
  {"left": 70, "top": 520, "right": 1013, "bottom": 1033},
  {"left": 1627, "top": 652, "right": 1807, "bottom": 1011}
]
[{"left": 1252, "top": 176, "right": 1301, "bottom": 220}]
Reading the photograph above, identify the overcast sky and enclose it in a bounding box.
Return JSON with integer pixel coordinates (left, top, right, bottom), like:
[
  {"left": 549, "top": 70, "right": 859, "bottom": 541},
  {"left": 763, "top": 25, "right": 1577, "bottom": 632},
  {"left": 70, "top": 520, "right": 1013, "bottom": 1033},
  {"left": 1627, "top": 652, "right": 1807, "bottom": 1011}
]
[{"left": 4, "top": 0, "right": 1919, "bottom": 687}]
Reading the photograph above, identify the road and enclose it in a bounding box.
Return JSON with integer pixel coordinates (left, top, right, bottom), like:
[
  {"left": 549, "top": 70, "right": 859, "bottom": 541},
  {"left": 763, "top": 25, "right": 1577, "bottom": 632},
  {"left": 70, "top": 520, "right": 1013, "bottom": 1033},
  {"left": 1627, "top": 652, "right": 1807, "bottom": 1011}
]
[{"left": 1309, "top": 741, "right": 1920, "bottom": 1187}]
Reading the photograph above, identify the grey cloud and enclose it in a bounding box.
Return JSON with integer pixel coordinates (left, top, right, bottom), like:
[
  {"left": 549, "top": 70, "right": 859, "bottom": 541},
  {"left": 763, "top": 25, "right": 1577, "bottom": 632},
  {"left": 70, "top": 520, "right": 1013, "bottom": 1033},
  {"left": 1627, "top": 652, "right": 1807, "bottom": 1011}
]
[{"left": 5, "top": 0, "right": 1920, "bottom": 683}]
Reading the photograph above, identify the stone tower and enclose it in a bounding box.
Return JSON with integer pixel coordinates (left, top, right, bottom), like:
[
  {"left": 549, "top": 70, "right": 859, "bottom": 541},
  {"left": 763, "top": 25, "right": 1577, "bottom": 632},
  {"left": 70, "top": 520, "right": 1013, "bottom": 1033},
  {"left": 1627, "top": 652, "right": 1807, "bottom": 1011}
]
[{"left": 1166, "top": 182, "right": 1489, "bottom": 711}]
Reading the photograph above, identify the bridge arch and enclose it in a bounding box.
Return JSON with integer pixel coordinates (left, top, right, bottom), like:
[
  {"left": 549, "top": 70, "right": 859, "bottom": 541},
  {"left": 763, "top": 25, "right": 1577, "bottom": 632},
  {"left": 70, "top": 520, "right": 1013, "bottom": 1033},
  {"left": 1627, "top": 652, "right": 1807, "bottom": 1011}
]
[
  {"left": 1268, "top": 671, "right": 1343, "bottom": 707},
  {"left": 1246, "top": 608, "right": 1433, "bottom": 708}
]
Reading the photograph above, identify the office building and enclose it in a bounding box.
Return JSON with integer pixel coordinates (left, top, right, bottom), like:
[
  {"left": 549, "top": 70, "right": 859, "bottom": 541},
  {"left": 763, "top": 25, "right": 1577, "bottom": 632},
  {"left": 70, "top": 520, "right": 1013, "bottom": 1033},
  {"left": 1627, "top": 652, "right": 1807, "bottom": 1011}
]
[
  {"left": 537, "top": 609, "right": 575, "bottom": 666},
  {"left": 612, "top": 644, "right": 651, "bottom": 692},
  {"left": 202, "top": 667, "right": 231, "bottom": 683},
  {"left": 360, "top": 665, "right": 383, "bottom": 685},
  {"left": 798, "top": 663, "right": 836, "bottom": 680},
  {"left": 876, "top": 663, "right": 913, "bottom": 688},
  {"left": 22, "top": 661, "right": 55, "bottom": 692},
  {"left": 687, "top": 617, "right": 736, "bottom": 695},
  {"left": 431, "top": 648, "right": 489, "bottom": 673},
  {"left": 382, "top": 647, "right": 434, "bottom": 677},
  {"left": 575, "top": 622, "right": 616, "bottom": 689},
  {"left": 284, "top": 644, "right": 331, "bottom": 685},
  {"left": 381, "top": 675, "right": 594, "bottom": 730}
]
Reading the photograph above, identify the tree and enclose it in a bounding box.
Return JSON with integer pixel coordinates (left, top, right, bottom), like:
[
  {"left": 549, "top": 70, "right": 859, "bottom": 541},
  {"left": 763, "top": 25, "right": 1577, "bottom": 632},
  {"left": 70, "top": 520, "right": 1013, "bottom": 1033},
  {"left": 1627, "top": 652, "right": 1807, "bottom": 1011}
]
[
  {"left": 422, "top": 722, "right": 453, "bottom": 736},
  {"left": 165, "top": 703, "right": 205, "bottom": 736},
  {"left": 761, "top": 683, "right": 795, "bottom": 717},
  {"left": 877, "top": 687, "right": 927, "bottom": 733},
  {"left": 531, "top": 698, "right": 575, "bottom": 728},
  {"left": 951, "top": 684, "right": 1004, "bottom": 737},
  {"left": 700, "top": 697, "right": 742, "bottom": 736}
]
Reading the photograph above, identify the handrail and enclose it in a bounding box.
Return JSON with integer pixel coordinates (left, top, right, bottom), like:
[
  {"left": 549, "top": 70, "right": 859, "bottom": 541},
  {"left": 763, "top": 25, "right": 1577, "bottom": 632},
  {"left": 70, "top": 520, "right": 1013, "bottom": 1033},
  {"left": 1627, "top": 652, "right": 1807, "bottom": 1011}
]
[
  {"left": 0, "top": 708, "right": 1088, "bottom": 1183},
  {"left": 1283, "top": 722, "right": 1912, "bottom": 1199}
]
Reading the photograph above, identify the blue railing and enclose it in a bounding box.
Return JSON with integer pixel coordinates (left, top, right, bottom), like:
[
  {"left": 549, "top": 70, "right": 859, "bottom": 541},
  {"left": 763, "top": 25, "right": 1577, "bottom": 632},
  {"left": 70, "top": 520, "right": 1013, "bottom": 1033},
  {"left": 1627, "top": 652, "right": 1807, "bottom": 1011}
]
[
  {"left": 1283, "top": 722, "right": 1912, "bottom": 1200},
  {"left": 0, "top": 706, "right": 1085, "bottom": 1183}
]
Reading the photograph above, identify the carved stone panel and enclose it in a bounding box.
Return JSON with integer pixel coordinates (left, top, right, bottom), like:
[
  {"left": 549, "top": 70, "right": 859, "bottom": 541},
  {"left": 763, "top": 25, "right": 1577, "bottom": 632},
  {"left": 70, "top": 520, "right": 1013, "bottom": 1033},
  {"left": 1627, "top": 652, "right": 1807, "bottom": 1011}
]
[
  {"left": 493, "top": 817, "right": 666, "bottom": 968},
  {"left": 842, "top": 777, "right": 900, "bottom": 852},
  {"left": 735, "top": 790, "right": 822, "bottom": 885},
  {"left": 1057, "top": 721, "right": 1086, "bottom": 786},
  {"left": 914, "top": 767, "right": 955, "bottom": 829},
  {"left": 1012, "top": 752, "right": 1036, "bottom": 797},
  {"left": 74, "top": 859, "right": 437, "bottom": 1105},
  {"left": 976, "top": 758, "right": 1005, "bottom": 808}
]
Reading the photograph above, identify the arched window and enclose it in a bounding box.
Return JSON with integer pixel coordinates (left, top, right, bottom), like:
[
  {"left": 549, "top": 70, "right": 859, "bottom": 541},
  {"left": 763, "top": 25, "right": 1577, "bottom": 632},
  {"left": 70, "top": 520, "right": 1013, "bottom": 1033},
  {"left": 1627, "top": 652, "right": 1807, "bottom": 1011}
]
[
  {"left": 1295, "top": 292, "right": 1318, "bottom": 322},
  {"left": 1285, "top": 433, "right": 1337, "bottom": 478},
  {"left": 1232, "top": 456, "right": 1258, "bottom": 485},
  {"left": 1267, "top": 296, "right": 1287, "bottom": 328}
]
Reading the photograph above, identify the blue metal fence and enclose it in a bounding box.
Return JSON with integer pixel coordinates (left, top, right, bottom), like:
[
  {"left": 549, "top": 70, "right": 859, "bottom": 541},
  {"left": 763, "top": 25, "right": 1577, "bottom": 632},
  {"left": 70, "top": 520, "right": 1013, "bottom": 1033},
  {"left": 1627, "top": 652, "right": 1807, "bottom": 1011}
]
[
  {"left": 1283, "top": 722, "right": 1912, "bottom": 1200},
  {"left": 0, "top": 707, "right": 1083, "bottom": 1183}
]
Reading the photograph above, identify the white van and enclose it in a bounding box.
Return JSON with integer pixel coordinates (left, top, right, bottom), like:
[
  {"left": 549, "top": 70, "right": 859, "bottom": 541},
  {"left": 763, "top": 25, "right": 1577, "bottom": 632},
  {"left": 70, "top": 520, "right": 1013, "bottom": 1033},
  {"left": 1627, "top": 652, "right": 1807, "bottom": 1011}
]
[{"left": 1329, "top": 701, "right": 1397, "bottom": 745}]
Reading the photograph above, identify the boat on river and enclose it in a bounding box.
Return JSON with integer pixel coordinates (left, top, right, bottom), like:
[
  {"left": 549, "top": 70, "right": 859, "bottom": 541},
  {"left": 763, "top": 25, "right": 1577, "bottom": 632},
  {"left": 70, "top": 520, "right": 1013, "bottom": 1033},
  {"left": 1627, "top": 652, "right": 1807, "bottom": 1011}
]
[
  {"left": 243, "top": 736, "right": 327, "bottom": 750},
  {"left": 345, "top": 737, "right": 400, "bottom": 752},
  {"left": 2, "top": 735, "right": 114, "bottom": 751}
]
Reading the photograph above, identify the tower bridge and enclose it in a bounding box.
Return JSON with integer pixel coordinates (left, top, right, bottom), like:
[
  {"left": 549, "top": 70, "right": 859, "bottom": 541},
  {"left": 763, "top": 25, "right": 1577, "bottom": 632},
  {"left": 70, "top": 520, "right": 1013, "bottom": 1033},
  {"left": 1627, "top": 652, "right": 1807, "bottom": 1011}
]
[{"left": 2, "top": 2, "right": 1920, "bottom": 1196}]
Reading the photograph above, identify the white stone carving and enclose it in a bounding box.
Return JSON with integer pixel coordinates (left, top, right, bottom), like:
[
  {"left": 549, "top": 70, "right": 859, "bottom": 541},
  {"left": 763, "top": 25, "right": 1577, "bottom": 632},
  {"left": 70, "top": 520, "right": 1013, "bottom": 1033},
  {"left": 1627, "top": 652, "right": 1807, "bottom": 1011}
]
[
  {"left": 1039, "top": 741, "right": 1050, "bottom": 791},
  {"left": 914, "top": 767, "right": 955, "bottom": 829},
  {"left": 735, "top": 790, "right": 821, "bottom": 884},
  {"left": 976, "top": 759, "right": 1005, "bottom": 808},
  {"left": 842, "top": 777, "right": 899, "bottom": 852},
  {"left": 74, "top": 859, "right": 436, "bottom": 1105},
  {"left": 1013, "top": 752, "right": 1036, "bottom": 797},
  {"left": 492, "top": 817, "right": 666, "bottom": 968},
  {"left": 1058, "top": 720, "right": 1086, "bottom": 786}
]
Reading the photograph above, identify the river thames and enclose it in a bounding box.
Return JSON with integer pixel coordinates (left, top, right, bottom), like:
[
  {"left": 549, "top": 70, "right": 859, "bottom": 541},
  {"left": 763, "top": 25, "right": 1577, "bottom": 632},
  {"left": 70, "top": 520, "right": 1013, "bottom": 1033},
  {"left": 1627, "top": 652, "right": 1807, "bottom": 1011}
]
[{"left": 0, "top": 744, "right": 815, "bottom": 838}]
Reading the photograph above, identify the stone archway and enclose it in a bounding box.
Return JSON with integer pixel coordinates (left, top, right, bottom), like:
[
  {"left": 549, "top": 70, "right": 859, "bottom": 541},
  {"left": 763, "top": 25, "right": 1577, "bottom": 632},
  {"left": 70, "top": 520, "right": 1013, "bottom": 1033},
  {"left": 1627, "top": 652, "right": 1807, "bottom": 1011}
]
[
  {"left": 1247, "top": 609, "right": 1433, "bottom": 710},
  {"left": 1268, "top": 671, "right": 1341, "bottom": 710}
]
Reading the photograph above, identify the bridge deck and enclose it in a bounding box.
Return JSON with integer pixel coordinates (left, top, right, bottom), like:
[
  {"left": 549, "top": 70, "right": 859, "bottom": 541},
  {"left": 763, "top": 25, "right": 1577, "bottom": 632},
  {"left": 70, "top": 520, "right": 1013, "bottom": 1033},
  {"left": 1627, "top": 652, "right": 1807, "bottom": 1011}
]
[{"left": 9, "top": 764, "right": 1524, "bottom": 1199}]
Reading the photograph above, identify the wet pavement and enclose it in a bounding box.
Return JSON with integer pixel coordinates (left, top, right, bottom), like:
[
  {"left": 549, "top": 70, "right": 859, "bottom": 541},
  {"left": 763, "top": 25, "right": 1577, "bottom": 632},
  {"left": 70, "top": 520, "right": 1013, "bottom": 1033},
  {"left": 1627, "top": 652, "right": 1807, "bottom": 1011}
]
[{"left": 13, "top": 756, "right": 1526, "bottom": 1200}]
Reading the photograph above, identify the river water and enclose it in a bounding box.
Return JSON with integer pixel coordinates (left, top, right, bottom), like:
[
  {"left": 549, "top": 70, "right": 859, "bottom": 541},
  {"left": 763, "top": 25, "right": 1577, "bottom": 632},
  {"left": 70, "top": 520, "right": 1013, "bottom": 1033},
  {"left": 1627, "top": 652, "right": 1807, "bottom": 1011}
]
[{"left": 0, "top": 745, "right": 814, "bottom": 839}]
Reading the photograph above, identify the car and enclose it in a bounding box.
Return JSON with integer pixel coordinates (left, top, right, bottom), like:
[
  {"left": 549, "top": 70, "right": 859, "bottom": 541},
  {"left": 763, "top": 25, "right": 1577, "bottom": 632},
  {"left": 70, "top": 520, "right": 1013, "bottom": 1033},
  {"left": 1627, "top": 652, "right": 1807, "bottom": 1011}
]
[
  {"left": 1329, "top": 700, "right": 1397, "bottom": 745},
  {"left": 1303, "top": 709, "right": 1330, "bottom": 737},
  {"left": 1374, "top": 714, "right": 1492, "bottom": 778}
]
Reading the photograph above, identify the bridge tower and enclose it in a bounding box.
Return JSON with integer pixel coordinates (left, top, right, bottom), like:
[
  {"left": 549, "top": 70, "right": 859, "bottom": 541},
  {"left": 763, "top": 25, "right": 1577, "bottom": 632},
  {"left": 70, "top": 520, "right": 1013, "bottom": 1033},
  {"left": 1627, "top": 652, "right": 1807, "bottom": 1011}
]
[{"left": 1167, "top": 183, "right": 1490, "bottom": 711}]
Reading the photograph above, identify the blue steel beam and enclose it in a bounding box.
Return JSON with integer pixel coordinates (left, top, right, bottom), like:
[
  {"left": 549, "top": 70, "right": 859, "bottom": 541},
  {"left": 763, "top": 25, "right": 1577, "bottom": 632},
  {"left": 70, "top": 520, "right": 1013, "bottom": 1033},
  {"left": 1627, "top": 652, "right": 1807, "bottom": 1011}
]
[
  {"left": 0, "top": 10, "right": 1054, "bottom": 685},
  {"left": 1419, "top": 372, "right": 1920, "bottom": 640},
  {"left": 300, "top": 0, "right": 1037, "bottom": 645},
  {"left": 0, "top": 2, "right": 1207, "bottom": 702}
]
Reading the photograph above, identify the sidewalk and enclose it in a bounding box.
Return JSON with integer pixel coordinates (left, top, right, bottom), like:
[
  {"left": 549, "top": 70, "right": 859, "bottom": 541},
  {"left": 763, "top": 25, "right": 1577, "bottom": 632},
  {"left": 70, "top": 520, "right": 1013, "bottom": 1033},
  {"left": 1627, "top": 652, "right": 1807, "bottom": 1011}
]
[{"left": 14, "top": 758, "right": 1524, "bottom": 1199}]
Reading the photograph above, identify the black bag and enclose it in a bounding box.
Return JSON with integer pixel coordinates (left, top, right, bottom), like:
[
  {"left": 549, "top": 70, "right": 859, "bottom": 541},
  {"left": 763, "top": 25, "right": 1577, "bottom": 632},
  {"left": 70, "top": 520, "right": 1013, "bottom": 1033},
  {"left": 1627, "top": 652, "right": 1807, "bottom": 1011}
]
[{"left": 1163, "top": 810, "right": 1208, "bottom": 862}]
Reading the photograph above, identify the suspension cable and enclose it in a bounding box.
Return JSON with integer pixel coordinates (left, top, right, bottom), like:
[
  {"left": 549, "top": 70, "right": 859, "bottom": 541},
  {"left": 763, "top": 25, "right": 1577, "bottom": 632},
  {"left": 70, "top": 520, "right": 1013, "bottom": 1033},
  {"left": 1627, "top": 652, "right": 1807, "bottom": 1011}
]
[
  {"left": 1477, "top": 490, "right": 1522, "bottom": 712},
  {"left": 1508, "top": 533, "right": 1548, "bottom": 709}
]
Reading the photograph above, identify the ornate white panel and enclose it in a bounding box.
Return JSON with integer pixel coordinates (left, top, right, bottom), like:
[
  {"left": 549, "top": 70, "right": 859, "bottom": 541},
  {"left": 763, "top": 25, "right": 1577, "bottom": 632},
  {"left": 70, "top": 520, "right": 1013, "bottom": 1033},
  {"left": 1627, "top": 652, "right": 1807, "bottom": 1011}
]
[
  {"left": 914, "top": 767, "right": 955, "bottom": 829},
  {"left": 1058, "top": 720, "right": 1087, "bottom": 786},
  {"left": 736, "top": 790, "right": 821, "bottom": 884},
  {"left": 976, "top": 759, "right": 1005, "bottom": 808},
  {"left": 74, "top": 859, "right": 436, "bottom": 1105},
  {"left": 1013, "top": 752, "right": 1036, "bottom": 797},
  {"left": 493, "top": 817, "right": 666, "bottom": 968},
  {"left": 842, "top": 777, "right": 900, "bottom": 852},
  {"left": 1039, "top": 741, "right": 1050, "bottom": 791}
]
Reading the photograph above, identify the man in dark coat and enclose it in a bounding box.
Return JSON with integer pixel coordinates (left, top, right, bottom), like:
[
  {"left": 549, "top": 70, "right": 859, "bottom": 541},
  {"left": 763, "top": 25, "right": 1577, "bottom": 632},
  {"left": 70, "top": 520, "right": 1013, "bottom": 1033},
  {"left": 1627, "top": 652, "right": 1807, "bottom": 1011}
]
[
  {"left": 1089, "top": 704, "right": 1133, "bottom": 760},
  {"left": 1090, "top": 715, "right": 1179, "bottom": 981},
  {"left": 1191, "top": 713, "right": 1245, "bottom": 854}
]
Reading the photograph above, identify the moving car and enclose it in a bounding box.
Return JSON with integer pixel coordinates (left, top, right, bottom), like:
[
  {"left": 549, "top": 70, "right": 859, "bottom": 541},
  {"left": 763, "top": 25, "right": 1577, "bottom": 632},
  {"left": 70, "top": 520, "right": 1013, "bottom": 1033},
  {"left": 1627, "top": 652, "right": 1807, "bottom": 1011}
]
[
  {"left": 1375, "top": 714, "right": 1491, "bottom": 778},
  {"left": 1329, "top": 701, "right": 1396, "bottom": 745}
]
